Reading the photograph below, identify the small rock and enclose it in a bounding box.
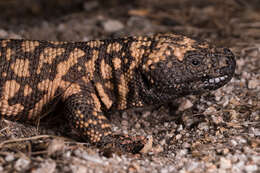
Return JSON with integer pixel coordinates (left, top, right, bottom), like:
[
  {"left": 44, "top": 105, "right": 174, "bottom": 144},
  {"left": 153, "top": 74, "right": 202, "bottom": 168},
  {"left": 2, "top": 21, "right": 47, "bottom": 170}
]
[
  {"left": 127, "top": 16, "right": 152, "bottom": 32},
  {"left": 178, "top": 99, "right": 193, "bottom": 111},
  {"left": 229, "top": 139, "right": 238, "bottom": 146},
  {"left": 160, "top": 139, "right": 166, "bottom": 145},
  {"left": 160, "top": 168, "right": 169, "bottom": 173},
  {"left": 219, "top": 157, "right": 232, "bottom": 169},
  {"left": 83, "top": 1, "right": 99, "bottom": 11},
  {"left": 70, "top": 164, "right": 88, "bottom": 173},
  {"left": 211, "top": 115, "right": 224, "bottom": 124},
  {"left": 122, "top": 111, "right": 128, "bottom": 118},
  {"left": 32, "top": 160, "right": 56, "bottom": 173},
  {"left": 121, "top": 120, "right": 128, "bottom": 126},
  {"left": 175, "top": 134, "right": 182, "bottom": 140},
  {"left": 152, "top": 144, "right": 164, "bottom": 153},
  {"left": 64, "top": 151, "right": 72, "bottom": 158},
  {"left": 222, "top": 96, "right": 230, "bottom": 107},
  {"left": 8, "top": 33, "right": 22, "bottom": 39},
  {"left": 102, "top": 19, "right": 124, "bottom": 32},
  {"left": 14, "top": 158, "right": 30, "bottom": 171},
  {"left": 229, "top": 109, "right": 238, "bottom": 120},
  {"left": 204, "top": 106, "right": 217, "bottom": 114},
  {"left": 244, "top": 164, "right": 258, "bottom": 172},
  {"left": 74, "top": 149, "right": 106, "bottom": 165},
  {"left": 0, "top": 29, "right": 8, "bottom": 38},
  {"left": 47, "top": 138, "right": 65, "bottom": 156},
  {"left": 222, "top": 148, "right": 230, "bottom": 155},
  {"left": 128, "top": 9, "right": 149, "bottom": 17},
  {"left": 242, "top": 71, "right": 251, "bottom": 80},
  {"left": 128, "top": 163, "right": 141, "bottom": 173},
  {"left": 142, "top": 111, "right": 150, "bottom": 118},
  {"left": 177, "top": 125, "right": 183, "bottom": 132},
  {"left": 135, "top": 122, "right": 141, "bottom": 129},
  {"left": 236, "top": 59, "right": 245, "bottom": 71},
  {"left": 198, "top": 122, "right": 209, "bottom": 131},
  {"left": 248, "top": 79, "right": 260, "bottom": 89},
  {"left": 178, "top": 149, "right": 188, "bottom": 156},
  {"left": 140, "top": 135, "right": 153, "bottom": 153},
  {"left": 236, "top": 136, "right": 247, "bottom": 144},
  {"left": 186, "top": 162, "right": 199, "bottom": 171},
  {"left": 182, "top": 142, "right": 191, "bottom": 148},
  {"left": 252, "top": 155, "right": 260, "bottom": 163},
  {"left": 5, "top": 154, "right": 15, "bottom": 162}
]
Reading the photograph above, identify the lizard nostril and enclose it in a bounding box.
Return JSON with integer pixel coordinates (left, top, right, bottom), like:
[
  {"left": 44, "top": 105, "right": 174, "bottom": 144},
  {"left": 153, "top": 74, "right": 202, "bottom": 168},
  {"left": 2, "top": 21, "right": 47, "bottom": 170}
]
[
  {"left": 224, "top": 57, "right": 229, "bottom": 65},
  {"left": 220, "top": 57, "right": 235, "bottom": 75}
]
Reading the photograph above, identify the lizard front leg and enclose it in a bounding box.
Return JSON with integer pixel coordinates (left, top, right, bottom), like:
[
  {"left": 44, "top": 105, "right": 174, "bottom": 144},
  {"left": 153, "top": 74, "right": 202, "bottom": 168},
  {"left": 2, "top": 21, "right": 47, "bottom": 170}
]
[{"left": 62, "top": 83, "right": 145, "bottom": 153}]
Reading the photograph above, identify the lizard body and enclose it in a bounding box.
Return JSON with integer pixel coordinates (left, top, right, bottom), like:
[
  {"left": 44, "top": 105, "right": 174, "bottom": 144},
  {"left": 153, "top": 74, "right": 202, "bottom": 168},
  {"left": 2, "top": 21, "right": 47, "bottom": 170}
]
[{"left": 0, "top": 34, "right": 236, "bottom": 152}]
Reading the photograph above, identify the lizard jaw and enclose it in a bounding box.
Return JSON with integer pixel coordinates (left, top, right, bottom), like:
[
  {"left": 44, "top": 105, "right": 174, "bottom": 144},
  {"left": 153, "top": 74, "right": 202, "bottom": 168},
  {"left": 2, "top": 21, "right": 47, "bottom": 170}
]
[{"left": 202, "top": 74, "right": 230, "bottom": 90}]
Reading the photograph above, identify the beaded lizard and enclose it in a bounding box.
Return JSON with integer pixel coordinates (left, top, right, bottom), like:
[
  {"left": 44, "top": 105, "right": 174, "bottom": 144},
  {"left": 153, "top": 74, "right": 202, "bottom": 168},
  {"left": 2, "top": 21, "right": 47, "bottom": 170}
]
[{"left": 0, "top": 33, "right": 236, "bottom": 153}]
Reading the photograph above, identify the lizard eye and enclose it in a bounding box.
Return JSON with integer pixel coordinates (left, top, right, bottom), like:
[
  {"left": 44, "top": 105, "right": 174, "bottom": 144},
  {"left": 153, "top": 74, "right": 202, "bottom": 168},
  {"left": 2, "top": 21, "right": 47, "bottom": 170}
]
[{"left": 191, "top": 58, "right": 200, "bottom": 66}]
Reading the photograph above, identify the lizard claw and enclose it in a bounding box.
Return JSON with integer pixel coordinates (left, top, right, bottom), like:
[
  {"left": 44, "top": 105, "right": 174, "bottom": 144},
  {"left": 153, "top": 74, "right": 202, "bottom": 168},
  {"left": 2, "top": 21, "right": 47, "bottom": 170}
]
[{"left": 97, "top": 134, "right": 146, "bottom": 154}]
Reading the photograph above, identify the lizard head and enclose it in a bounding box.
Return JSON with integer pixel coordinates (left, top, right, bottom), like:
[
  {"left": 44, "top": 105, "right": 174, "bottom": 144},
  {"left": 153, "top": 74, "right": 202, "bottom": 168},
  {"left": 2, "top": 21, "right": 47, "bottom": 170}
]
[{"left": 138, "top": 34, "right": 236, "bottom": 104}]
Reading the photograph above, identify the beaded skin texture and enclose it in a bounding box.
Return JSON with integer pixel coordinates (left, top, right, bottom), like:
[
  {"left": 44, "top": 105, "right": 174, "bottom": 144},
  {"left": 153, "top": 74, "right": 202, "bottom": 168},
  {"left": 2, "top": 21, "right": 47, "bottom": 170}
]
[{"left": 0, "top": 33, "right": 236, "bottom": 153}]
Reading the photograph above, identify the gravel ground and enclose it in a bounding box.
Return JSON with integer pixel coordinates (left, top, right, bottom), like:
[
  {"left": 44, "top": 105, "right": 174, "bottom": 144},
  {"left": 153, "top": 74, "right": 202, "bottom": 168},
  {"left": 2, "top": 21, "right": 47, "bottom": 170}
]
[{"left": 0, "top": 0, "right": 259, "bottom": 172}]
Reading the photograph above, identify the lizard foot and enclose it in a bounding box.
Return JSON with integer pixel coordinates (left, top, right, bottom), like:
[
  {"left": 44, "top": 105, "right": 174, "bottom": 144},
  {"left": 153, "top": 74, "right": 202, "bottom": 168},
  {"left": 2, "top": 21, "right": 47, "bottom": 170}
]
[{"left": 97, "top": 134, "right": 146, "bottom": 155}]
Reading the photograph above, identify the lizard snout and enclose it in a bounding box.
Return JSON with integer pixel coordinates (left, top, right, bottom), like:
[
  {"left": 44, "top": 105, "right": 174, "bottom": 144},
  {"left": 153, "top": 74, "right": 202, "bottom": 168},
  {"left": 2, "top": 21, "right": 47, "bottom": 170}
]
[{"left": 219, "top": 48, "right": 236, "bottom": 76}]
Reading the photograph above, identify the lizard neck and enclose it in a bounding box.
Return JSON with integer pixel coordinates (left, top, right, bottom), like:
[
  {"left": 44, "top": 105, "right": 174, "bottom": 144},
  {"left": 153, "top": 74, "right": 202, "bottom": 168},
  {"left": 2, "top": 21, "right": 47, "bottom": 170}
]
[{"left": 84, "top": 37, "right": 154, "bottom": 110}]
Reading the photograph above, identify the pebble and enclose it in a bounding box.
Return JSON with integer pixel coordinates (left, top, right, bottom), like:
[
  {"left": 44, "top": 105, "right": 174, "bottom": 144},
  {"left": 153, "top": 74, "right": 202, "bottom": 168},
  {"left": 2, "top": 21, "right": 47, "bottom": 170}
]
[
  {"left": 102, "top": 19, "right": 124, "bottom": 32},
  {"left": 135, "top": 122, "right": 141, "bottom": 129},
  {"left": 177, "top": 125, "right": 183, "bottom": 132},
  {"left": 198, "top": 122, "right": 209, "bottom": 131},
  {"left": 0, "top": 29, "right": 8, "bottom": 38},
  {"left": 248, "top": 79, "right": 260, "bottom": 89},
  {"left": 182, "top": 142, "right": 191, "bottom": 148},
  {"left": 204, "top": 106, "right": 217, "bottom": 115},
  {"left": 160, "top": 167, "right": 169, "bottom": 173},
  {"left": 211, "top": 114, "right": 224, "bottom": 124},
  {"left": 5, "top": 154, "right": 15, "bottom": 162},
  {"left": 152, "top": 144, "right": 164, "bottom": 153},
  {"left": 142, "top": 111, "right": 150, "bottom": 118},
  {"left": 179, "top": 149, "right": 188, "bottom": 156},
  {"left": 242, "top": 71, "right": 251, "bottom": 79},
  {"left": 175, "top": 134, "right": 182, "bottom": 140},
  {"left": 230, "top": 139, "right": 238, "bottom": 146},
  {"left": 140, "top": 135, "right": 153, "bottom": 153},
  {"left": 83, "top": 1, "right": 99, "bottom": 11},
  {"left": 14, "top": 158, "right": 30, "bottom": 171},
  {"left": 178, "top": 99, "right": 193, "bottom": 111},
  {"left": 74, "top": 149, "right": 107, "bottom": 165},
  {"left": 219, "top": 157, "right": 232, "bottom": 169},
  {"left": 32, "top": 160, "right": 56, "bottom": 173},
  {"left": 70, "top": 164, "right": 88, "bottom": 173},
  {"left": 126, "top": 16, "right": 152, "bottom": 32},
  {"left": 236, "top": 136, "right": 247, "bottom": 144},
  {"left": 121, "top": 120, "right": 128, "bottom": 126},
  {"left": 64, "top": 151, "right": 72, "bottom": 158},
  {"left": 47, "top": 138, "right": 65, "bottom": 156},
  {"left": 244, "top": 165, "right": 258, "bottom": 172},
  {"left": 186, "top": 162, "right": 199, "bottom": 172}
]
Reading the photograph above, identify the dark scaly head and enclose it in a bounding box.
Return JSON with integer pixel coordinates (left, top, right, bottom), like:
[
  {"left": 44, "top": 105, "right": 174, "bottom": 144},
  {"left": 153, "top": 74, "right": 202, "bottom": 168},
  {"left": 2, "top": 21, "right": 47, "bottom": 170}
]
[{"left": 138, "top": 33, "right": 236, "bottom": 104}]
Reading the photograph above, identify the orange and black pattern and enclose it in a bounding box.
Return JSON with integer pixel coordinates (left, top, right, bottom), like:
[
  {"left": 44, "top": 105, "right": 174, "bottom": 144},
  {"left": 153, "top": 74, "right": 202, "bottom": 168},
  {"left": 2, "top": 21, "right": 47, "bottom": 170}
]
[{"left": 0, "top": 34, "right": 236, "bottom": 152}]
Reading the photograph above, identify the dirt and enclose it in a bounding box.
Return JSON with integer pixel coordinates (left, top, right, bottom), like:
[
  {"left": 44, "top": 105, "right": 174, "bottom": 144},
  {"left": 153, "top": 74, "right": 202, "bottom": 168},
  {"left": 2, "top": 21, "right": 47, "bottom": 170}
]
[{"left": 0, "top": 0, "right": 259, "bottom": 172}]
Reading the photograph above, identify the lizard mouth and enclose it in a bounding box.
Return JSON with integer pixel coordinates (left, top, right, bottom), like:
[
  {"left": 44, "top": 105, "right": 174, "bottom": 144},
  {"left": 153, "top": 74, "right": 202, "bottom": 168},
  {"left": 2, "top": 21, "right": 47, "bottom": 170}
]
[{"left": 202, "top": 75, "right": 230, "bottom": 89}]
